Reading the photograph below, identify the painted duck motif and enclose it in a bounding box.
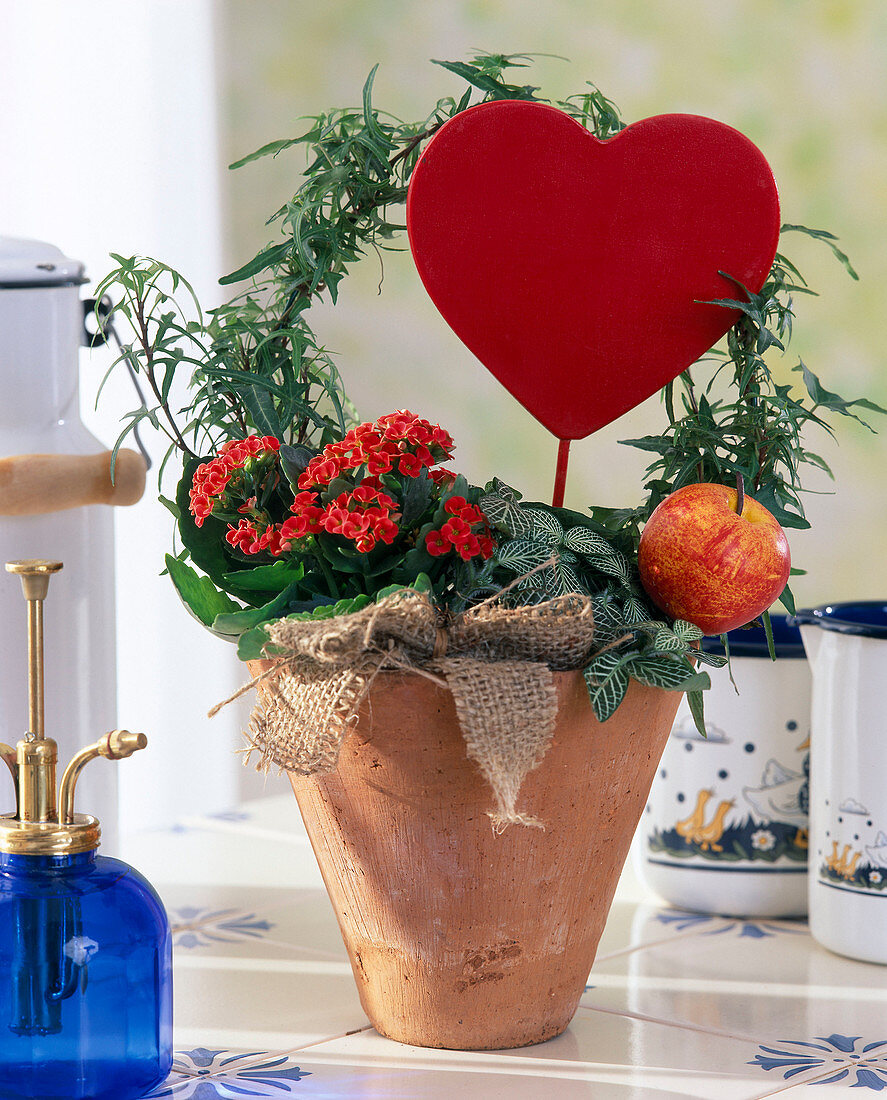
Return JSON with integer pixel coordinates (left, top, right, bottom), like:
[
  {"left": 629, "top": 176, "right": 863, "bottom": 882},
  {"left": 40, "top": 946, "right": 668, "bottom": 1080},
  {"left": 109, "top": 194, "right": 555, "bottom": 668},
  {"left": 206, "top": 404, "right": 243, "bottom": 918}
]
[
  {"left": 743, "top": 758, "right": 807, "bottom": 827},
  {"left": 675, "top": 789, "right": 735, "bottom": 852}
]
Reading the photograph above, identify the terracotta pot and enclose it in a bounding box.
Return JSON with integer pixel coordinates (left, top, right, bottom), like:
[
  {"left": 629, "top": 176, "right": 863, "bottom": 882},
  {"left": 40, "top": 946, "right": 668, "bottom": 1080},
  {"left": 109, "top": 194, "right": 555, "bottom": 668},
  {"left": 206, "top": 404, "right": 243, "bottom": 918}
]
[{"left": 251, "top": 664, "right": 680, "bottom": 1050}]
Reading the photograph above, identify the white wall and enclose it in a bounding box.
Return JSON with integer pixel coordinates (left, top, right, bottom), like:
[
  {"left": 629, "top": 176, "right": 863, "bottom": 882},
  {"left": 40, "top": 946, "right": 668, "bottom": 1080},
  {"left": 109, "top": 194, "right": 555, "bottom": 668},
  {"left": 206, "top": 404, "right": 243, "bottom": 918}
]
[{"left": 0, "top": 0, "right": 260, "bottom": 835}]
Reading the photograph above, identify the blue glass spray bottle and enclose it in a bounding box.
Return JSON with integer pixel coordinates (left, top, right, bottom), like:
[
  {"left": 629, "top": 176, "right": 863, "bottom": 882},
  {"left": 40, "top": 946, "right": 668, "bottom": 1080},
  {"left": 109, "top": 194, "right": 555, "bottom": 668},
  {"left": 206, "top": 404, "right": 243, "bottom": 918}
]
[{"left": 0, "top": 560, "right": 172, "bottom": 1100}]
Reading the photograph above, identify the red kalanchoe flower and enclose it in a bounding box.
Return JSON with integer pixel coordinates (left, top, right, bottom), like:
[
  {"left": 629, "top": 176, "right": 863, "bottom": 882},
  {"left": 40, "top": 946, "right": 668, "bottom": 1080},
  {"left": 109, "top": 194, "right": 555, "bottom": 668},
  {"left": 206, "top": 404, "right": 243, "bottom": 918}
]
[
  {"left": 444, "top": 496, "right": 468, "bottom": 516},
  {"left": 279, "top": 512, "right": 319, "bottom": 541},
  {"left": 189, "top": 435, "right": 281, "bottom": 527},
  {"left": 424, "top": 494, "right": 497, "bottom": 563},
  {"left": 397, "top": 453, "right": 425, "bottom": 478},
  {"left": 226, "top": 518, "right": 261, "bottom": 553},
  {"left": 298, "top": 412, "right": 455, "bottom": 495},
  {"left": 425, "top": 530, "right": 452, "bottom": 556},
  {"left": 321, "top": 506, "right": 352, "bottom": 536}
]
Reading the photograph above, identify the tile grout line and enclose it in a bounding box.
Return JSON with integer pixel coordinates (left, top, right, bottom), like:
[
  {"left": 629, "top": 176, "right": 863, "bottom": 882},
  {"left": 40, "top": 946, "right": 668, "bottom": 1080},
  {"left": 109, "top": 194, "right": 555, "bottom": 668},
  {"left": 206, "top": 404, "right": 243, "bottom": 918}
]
[
  {"left": 172, "top": 934, "right": 348, "bottom": 962},
  {"left": 576, "top": 998, "right": 764, "bottom": 1046},
  {"left": 167, "top": 1025, "right": 376, "bottom": 1082},
  {"left": 594, "top": 924, "right": 734, "bottom": 962},
  {"left": 745, "top": 1063, "right": 862, "bottom": 1099},
  {"left": 174, "top": 815, "right": 313, "bottom": 847}
]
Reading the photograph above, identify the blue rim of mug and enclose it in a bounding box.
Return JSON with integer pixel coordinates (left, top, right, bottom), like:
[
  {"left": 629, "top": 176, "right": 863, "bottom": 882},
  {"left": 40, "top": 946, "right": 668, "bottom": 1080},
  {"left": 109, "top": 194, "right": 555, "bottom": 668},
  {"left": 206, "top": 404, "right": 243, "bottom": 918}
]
[
  {"left": 700, "top": 613, "right": 805, "bottom": 659},
  {"left": 788, "top": 601, "right": 887, "bottom": 640}
]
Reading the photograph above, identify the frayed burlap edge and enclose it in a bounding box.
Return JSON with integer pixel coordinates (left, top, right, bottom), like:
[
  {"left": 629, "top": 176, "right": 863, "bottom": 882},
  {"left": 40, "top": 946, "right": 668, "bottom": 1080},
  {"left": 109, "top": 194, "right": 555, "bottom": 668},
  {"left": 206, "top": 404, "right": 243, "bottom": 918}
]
[{"left": 222, "top": 589, "right": 599, "bottom": 827}]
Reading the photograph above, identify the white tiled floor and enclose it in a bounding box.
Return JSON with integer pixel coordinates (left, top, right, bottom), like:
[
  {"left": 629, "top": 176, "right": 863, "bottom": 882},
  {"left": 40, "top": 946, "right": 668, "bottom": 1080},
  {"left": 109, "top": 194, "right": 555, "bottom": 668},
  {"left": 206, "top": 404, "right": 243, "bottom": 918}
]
[{"left": 123, "top": 795, "right": 887, "bottom": 1098}]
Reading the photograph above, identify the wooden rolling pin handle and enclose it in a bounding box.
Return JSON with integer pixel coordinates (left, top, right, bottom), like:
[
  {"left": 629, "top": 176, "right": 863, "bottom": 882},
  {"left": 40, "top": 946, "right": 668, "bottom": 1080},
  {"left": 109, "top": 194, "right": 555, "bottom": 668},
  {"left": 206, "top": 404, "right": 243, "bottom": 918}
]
[{"left": 0, "top": 449, "right": 148, "bottom": 516}]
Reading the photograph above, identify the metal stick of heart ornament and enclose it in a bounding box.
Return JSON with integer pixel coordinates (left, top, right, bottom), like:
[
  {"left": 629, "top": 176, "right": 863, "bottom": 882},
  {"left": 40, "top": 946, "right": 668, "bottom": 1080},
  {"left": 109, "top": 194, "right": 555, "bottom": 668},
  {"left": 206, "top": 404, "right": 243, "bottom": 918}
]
[{"left": 405, "top": 99, "right": 790, "bottom": 634}]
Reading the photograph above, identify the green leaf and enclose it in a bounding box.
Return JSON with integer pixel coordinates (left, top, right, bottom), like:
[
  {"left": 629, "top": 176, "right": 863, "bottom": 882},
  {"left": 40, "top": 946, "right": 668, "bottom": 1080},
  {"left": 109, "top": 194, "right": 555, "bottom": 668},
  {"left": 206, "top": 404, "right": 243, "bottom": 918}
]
[
  {"left": 375, "top": 573, "right": 432, "bottom": 600},
  {"left": 234, "top": 593, "right": 373, "bottom": 660},
  {"left": 174, "top": 458, "right": 271, "bottom": 604},
  {"left": 165, "top": 554, "right": 243, "bottom": 633},
  {"left": 590, "top": 594, "right": 627, "bottom": 643},
  {"left": 431, "top": 57, "right": 541, "bottom": 101},
  {"left": 555, "top": 560, "right": 588, "bottom": 596},
  {"left": 777, "top": 582, "right": 797, "bottom": 616},
  {"left": 762, "top": 609, "right": 777, "bottom": 661},
  {"left": 238, "top": 382, "right": 282, "bottom": 438},
  {"left": 794, "top": 360, "right": 886, "bottom": 430},
  {"left": 672, "top": 619, "right": 704, "bottom": 643},
  {"left": 524, "top": 508, "right": 564, "bottom": 545},
  {"left": 583, "top": 650, "right": 631, "bottom": 722},
  {"left": 400, "top": 471, "right": 434, "bottom": 528},
  {"left": 219, "top": 242, "right": 291, "bottom": 285},
  {"left": 686, "top": 689, "right": 707, "bottom": 736},
  {"left": 781, "top": 223, "right": 859, "bottom": 280},
  {"left": 228, "top": 136, "right": 303, "bottom": 170},
  {"left": 222, "top": 559, "right": 304, "bottom": 593},
  {"left": 621, "top": 596, "right": 648, "bottom": 625},
  {"left": 158, "top": 494, "right": 180, "bottom": 519},
  {"left": 479, "top": 488, "right": 533, "bottom": 537},
  {"left": 279, "top": 443, "right": 316, "bottom": 488},
  {"left": 495, "top": 539, "right": 557, "bottom": 574},
  {"left": 630, "top": 656, "right": 711, "bottom": 692},
  {"left": 211, "top": 581, "right": 307, "bottom": 636},
  {"left": 651, "top": 628, "right": 687, "bottom": 653}
]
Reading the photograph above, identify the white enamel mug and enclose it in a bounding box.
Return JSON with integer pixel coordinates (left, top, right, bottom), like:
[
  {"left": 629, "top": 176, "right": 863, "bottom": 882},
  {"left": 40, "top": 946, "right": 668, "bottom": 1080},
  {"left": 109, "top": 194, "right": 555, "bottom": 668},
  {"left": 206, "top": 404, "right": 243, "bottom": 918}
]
[
  {"left": 637, "top": 617, "right": 811, "bottom": 918},
  {"left": 794, "top": 602, "right": 887, "bottom": 964}
]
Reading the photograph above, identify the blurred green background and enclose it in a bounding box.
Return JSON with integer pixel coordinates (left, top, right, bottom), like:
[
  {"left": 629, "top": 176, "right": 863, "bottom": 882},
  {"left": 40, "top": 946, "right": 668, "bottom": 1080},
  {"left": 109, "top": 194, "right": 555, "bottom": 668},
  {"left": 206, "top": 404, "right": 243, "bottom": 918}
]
[{"left": 216, "top": 0, "right": 887, "bottom": 607}]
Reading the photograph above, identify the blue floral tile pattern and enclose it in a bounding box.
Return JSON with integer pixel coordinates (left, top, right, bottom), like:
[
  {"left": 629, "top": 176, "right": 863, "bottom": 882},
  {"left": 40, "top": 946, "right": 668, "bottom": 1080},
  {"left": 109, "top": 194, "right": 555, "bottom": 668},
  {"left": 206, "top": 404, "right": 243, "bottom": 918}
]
[
  {"left": 749, "top": 1033, "right": 887, "bottom": 1089},
  {"left": 145, "top": 1048, "right": 310, "bottom": 1097},
  {"left": 170, "top": 906, "right": 274, "bottom": 949},
  {"left": 208, "top": 810, "right": 253, "bottom": 822},
  {"left": 654, "top": 909, "right": 807, "bottom": 939}
]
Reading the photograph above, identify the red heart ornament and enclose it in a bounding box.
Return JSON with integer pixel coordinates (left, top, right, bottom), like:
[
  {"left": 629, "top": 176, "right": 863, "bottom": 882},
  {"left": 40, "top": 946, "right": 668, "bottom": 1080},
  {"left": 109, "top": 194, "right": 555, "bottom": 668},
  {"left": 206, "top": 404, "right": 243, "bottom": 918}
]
[{"left": 407, "top": 101, "right": 780, "bottom": 440}]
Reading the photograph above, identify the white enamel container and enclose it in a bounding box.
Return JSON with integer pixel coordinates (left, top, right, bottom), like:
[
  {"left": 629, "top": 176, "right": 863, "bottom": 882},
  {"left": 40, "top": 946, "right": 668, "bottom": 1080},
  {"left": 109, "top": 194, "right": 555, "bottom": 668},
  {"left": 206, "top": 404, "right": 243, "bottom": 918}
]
[
  {"left": 0, "top": 237, "right": 119, "bottom": 849},
  {"left": 795, "top": 602, "right": 887, "bottom": 965},
  {"left": 637, "top": 617, "right": 811, "bottom": 918}
]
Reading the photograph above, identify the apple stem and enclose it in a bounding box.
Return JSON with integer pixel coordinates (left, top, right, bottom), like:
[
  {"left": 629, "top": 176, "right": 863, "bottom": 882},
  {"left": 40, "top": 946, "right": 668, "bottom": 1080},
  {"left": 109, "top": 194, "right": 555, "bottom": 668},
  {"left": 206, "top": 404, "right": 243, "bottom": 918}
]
[
  {"left": 552, "top": 439, "right": 571, "bottom": 508},
  {"left": 735, "top": 472, "right": 745, "bottom": 516}
]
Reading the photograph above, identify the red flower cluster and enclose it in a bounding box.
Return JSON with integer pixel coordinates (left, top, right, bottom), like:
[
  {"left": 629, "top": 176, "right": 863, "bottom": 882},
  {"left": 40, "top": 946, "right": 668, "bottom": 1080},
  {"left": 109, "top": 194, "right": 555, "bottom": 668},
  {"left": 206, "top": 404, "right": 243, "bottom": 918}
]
[
  {"left": 297, "top": 411, "right": 454, "bottom": 489},
  {"left": 425, "top": 496, "right": 495, "bottom": 562},
  {"left": 278, "top": 484, "right": 400, "bottom": 554},
  {"left": 226, "top": 517, "right": 289, "bottom": 556},
  {"left": 189, "top": 435, "right": 281, "bottom": 527},
  {"left": 190, "top": 415, "right": 495, "bottom": 567}
]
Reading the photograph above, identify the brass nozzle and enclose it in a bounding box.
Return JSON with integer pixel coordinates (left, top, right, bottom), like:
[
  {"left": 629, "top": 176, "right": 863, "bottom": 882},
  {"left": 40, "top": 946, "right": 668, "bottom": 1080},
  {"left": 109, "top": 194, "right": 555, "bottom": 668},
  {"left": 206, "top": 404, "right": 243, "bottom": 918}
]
[
  {"left": 58, "top": 730, "right": 148, "bottom": 824},
  {"left": 5, "top": 560, "right": 63, "bottom": 739}
]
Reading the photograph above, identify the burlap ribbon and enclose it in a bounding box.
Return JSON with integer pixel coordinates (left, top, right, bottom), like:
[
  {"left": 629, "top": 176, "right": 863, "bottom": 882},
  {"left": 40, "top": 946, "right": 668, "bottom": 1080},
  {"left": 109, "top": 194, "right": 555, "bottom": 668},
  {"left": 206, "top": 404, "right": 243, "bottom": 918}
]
[{"left": 241, "top": 589, "right": 598, "bottom": 827}]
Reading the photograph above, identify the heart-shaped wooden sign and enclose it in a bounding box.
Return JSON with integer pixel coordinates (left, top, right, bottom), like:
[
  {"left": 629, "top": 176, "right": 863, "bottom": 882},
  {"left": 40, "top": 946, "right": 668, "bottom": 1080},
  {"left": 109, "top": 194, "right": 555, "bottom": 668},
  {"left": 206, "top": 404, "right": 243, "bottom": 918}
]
[{"left": 407, "top": 100, "right": 780, "bottom": 441}]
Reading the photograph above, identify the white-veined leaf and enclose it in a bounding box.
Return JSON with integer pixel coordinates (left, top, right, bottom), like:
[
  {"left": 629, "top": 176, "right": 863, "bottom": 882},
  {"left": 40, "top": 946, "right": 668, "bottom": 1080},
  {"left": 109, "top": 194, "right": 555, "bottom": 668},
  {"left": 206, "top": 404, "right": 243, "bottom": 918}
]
[
  {"left": 621, "top": 596, "right": 649, "bottom": 625},
  {"left": 583, "top": 650, "right": 631, "bottom": 721},
  {"left": 590, "top": 593, "right": 625, "bottom": 643},
  {"left": 693, "top": 649, "right": 729, "bottom": 668},
  {"left": 478, "top": 492, "right": 534, "bottom": 538},
  {"left": 495, "top": 539, "right": 556, "bottom": 573},
  {"left": 630, "top": 656, "right": 711, "bottom": 692},
  {"left": 555, "top": 561, "right": 588, "bottom": 596},
  {"left": 652, "top": 628, "right": 688, "bottom": 653},
  {"left": 672, "top": 619, "right": 704, "bottom": 643},
  {"left": 523, "top": 508, "right": 564, "bottom": 546}
]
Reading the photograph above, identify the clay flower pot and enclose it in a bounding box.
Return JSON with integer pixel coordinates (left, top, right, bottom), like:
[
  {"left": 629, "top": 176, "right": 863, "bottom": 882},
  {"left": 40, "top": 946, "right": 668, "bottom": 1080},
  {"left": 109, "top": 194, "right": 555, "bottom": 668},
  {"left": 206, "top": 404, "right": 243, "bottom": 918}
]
[{"left": 256, "top": 664, "right": 680, "bottom": 1050}]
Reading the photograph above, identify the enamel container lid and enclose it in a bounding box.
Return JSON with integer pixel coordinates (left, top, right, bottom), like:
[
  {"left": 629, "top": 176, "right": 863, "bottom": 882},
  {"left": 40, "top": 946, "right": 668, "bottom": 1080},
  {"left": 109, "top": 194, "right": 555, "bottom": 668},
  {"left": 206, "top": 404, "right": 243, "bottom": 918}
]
[{"left": 0, "top": 236, "right": 86, "bottom": 288}]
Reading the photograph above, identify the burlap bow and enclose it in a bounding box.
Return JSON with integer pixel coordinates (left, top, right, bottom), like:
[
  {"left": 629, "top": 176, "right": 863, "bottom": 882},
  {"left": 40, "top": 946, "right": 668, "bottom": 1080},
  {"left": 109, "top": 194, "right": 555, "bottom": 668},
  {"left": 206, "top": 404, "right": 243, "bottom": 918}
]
[{"left": 234, "top": 589, "right": 599, "bottom": 828}]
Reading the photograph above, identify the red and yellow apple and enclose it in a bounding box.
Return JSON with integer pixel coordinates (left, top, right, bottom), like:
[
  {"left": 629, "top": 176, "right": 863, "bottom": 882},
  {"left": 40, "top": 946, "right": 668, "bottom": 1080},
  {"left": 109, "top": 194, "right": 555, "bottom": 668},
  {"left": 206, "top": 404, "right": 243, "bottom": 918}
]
[{"left": 637, "top": 483, "right": 791, "bottom": 635}]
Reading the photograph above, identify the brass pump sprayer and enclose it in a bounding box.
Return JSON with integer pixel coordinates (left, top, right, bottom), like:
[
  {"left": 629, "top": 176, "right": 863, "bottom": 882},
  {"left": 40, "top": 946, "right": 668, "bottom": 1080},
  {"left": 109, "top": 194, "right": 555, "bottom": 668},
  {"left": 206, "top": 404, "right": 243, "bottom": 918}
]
[{"left": 0, "top": 560, "right": 146, "bottom": 856}]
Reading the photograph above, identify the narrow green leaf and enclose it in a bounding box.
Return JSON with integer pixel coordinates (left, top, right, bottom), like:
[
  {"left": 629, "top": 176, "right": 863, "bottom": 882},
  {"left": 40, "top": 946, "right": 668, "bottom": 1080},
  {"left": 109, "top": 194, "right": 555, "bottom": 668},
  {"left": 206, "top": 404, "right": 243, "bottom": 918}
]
[
  {"left": 762, "top": 609, "right": 776, "bottom": 661},
  {"left": 686, "top": 689, "right": 707, "bottom": 736},
  {"left": 229, "top": 136, "right": 303, "bottom": 170},
  {"left": 219, "top": 242, "right": 291, "bottom": 286}
]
